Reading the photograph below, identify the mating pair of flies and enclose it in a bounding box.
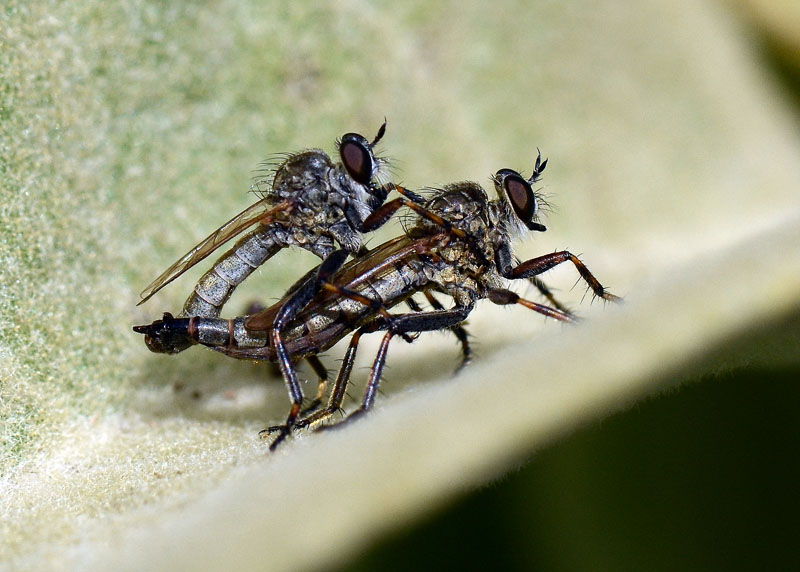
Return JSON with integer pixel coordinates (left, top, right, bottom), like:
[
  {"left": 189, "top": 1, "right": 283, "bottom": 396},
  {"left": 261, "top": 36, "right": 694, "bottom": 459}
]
[{"left": 134, "top": 122, "right": 619, "bottom": 450}]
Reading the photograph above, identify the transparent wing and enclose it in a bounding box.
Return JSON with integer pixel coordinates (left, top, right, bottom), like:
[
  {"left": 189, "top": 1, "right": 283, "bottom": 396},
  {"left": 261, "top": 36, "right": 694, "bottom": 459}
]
[
  {"left": 243, "top": 234, "right": 426, "bottom": 334},
  {"left": 138, "top": 198, "right": 291, "bottom": 305}
]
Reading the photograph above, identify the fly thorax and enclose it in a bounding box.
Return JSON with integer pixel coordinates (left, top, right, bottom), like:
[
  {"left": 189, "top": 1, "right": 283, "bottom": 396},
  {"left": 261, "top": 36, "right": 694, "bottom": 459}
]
[
  {"left": 271, "top": 150, "right": 332, "bottom": 201},
  {"left": 329, "top": 166, "right": 374, "bottom": 224}
]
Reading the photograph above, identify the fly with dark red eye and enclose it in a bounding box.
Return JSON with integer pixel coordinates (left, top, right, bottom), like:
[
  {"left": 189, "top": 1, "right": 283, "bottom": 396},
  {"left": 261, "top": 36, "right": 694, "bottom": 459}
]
[
  {"left": 134, "top": 153, "right": 620, "bottom": 450},
  {"left": 137, "top": 122, "right": 393, "bottom": 318},
  {"left": 136, "top": 122, "right": 472, "bottom": 409}
]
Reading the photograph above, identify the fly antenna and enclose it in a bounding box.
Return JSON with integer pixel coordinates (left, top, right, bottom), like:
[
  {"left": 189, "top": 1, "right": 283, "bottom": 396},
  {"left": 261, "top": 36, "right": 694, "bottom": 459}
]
[
  {"left": 370, "top": 118, "right": 387, "bottom": 147},
  {"left": 530, "top": 148, "right": 548, "bottom": 183}
]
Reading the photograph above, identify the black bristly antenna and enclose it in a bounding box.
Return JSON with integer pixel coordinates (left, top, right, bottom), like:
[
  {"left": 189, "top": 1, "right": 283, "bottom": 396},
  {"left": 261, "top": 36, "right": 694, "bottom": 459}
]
[
  {"left": 529, "top": 148, "right": 548, "bottom": 183},
  {"left": 370, "top": 118, "right": 387, "bottom": 148}
]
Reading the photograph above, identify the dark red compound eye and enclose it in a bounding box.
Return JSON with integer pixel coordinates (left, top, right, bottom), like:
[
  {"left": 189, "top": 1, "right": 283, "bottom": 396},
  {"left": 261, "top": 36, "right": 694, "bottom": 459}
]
[
  {"left": 503, "top": 172, "right": 536, "bottom": 223},
  {"left": 340, "top": 135, "right": 374, "bottom": 185}
]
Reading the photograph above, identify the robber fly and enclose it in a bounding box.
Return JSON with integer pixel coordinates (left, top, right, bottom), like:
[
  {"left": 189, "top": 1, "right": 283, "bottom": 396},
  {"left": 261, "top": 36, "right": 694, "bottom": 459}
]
[
  {"left": 135, "top": 154, "right": 619, "bottom": 449},
  {"left": 138, "top": 122, "right": 394, "bottom": 318},
  {"left": 137, "top": 122, "right": 472, "bottom": 399}
]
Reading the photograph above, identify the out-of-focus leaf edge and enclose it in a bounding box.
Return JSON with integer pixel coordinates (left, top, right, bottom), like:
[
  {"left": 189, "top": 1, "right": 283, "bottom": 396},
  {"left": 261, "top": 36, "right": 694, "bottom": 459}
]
[{"left": 72, "top": 213, "right": 800, "bottom": 572}]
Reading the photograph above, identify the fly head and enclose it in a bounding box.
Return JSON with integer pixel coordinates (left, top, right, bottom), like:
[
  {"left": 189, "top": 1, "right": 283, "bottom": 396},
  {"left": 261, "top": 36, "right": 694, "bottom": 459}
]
[
  {"left": 338, "top": 120, "right": 389, "bottom": 206},
  {"left": 493, "top": 160, "right": 547, "bottom": 234}
]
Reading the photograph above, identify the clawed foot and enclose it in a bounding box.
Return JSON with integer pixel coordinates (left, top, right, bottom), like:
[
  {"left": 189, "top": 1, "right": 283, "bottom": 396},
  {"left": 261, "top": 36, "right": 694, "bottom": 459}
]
[
  {"left": 260, "top": 406, "right": 365, "bottom": 450},
  {"left": 259, "top": 424, "right": 293, "bottom": 451}
]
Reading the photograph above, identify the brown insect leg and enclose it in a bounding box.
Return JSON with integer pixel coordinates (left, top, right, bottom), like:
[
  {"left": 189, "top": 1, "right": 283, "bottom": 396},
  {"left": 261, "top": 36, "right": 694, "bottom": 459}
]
[
  {"left": 361, "top": 196, "right": 468, "bottom": 242},
  {"left": 510, "top": 251, "right": 620, "bottom": 302},
  {"left": 488, "top": 288, "right": 577, "bottom": 322},
  {"left": 294, "top": 327, "right": 370, "bottom": 430},
  {"left": 527, "top": 275, "right": 572, "bottom": 315},
  {"left": 361, "top": 197, "right": 420, "bottom": 232},
  {"left": 266, "top": 249, "right": 351, "bottom": 450}
]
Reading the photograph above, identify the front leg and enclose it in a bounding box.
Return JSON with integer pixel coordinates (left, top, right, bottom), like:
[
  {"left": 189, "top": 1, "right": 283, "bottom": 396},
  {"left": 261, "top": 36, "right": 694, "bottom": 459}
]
[
  {"left": 497, "top": 244, "right": 620, "bottom": 302},
  {"left": 344, "top": 184, "right": 427, "bottom": 234}
]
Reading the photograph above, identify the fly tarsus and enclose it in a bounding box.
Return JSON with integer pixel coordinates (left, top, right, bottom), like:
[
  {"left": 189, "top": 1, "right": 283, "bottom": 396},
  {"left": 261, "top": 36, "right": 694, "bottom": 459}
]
[{"left": 263, "top": 401, "right": 302, "bottom": 451}]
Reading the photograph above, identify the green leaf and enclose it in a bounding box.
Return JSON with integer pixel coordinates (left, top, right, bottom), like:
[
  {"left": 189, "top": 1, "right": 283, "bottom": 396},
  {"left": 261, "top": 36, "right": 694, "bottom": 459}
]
[{"left": 2, "top": 0, "right": 799, "bottom": 569}]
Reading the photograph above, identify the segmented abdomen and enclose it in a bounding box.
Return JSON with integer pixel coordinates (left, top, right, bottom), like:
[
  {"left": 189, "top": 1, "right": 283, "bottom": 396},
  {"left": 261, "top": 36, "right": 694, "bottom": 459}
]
[{"left": 180, "top": 227, "right": 284, "bottom": 317}]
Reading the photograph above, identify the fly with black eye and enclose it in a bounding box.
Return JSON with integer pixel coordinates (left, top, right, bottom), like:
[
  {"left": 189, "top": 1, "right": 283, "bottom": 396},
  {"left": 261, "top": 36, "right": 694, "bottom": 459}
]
[{"left": 134, "top": 153, "right": 619, "bottom": 450}]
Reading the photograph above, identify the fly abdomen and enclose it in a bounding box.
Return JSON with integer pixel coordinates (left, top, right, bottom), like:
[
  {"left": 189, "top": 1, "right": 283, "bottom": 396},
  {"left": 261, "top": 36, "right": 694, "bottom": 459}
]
[
  {"left": 135, "top": 313, "right": 271, "bottom": 356},
  {"left": 190, "top": 316, "right": 266, "bottom": 348},
  {"left": 181, "top": 228, "right": 284, "bottom": 317}
]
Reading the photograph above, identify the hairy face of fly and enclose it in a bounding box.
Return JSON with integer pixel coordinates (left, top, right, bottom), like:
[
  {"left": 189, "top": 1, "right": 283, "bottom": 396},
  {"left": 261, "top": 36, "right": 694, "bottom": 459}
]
[{"left": 492, "top": 168, "right": 547, "bottom": 238}]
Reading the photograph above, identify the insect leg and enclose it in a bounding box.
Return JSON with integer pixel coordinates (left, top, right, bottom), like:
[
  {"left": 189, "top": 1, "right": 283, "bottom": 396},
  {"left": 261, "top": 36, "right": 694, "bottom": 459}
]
[
  {"left": 293, "top": 324, "right": 376, "bottom": 431},
  {"left": 361, "top": 196, "right": 468, "bottom": 241},
  {"left": 299, "top": 302, "right": 474, "bottom": 431},
  {"left": 329, "top": 304, "right": 474, "bottom": 427},
  {"left": 405, "top": 295, "right": 471, "bottom": 371},
  {"left": 376, "top": 304, "right": 474, "bottom": 333},
  {"left": 499, "top": 246, "right": 620, "bottom": 302},
  {"left": 423, "top": 291, "right": 472, "bottom": 371},
  {"left": 312, "top": 328, "right": 398, "bottom": 431},
  {"left": 525, "top": 272, "right": 573, "bottom": 315},
  {"left": 405, "top": 297, "right": 424, "bottom": 312},
  {"left": 336, "top": 304, "right": 475, "bottom": 426},
  {"left": 349, "top": 329, "right": 395, "bottom": 419},
  {"left": 267, "top": 249, "right": 351, "bottom": 450},
  {"left": 487, "top": 288, "right": 576, "bottom": 322},
  {"left": 301, "top": 355, "right": 329, "bottom": 415}
]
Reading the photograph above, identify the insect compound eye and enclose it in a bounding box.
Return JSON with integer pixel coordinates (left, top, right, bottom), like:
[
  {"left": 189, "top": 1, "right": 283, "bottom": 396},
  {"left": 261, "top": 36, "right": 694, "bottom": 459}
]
[
  {"left": 339, "top": 133, "right": 375, "bottom": 186},
  {"left": 498, "top": 169, "right": 536, "bottom": 224}
]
